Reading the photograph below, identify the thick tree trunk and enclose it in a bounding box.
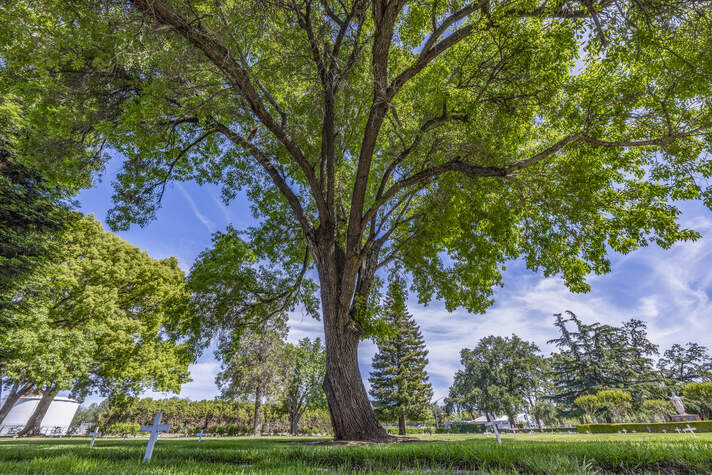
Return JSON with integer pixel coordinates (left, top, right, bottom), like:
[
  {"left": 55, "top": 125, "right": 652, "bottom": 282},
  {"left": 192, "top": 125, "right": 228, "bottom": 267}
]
[
  {"left": 398, "top": 414, "right": 406, "bottom": 435},
  {"left": 18, "top": 387, "right": 57, "bottom": 437},
  {"left": 252, "top": 385, "right": 262, "bottom": 437},
  {"left": 322, "top": 320, "right": 389, "bottom": 441},
  {"left": 0, "top": 381, "right": 32, "bottom": 427}
]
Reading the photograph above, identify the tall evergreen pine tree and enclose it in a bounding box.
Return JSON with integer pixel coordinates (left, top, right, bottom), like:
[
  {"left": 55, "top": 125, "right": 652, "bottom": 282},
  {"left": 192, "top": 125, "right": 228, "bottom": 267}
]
[{"left": 369, "top": 279, "right": 433, "bottom": 435}]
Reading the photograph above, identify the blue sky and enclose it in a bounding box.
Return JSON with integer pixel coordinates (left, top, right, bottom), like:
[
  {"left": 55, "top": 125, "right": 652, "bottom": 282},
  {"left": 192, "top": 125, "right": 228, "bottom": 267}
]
[{"left": 77, "top": 156, "right": 712, "bottom": 405}]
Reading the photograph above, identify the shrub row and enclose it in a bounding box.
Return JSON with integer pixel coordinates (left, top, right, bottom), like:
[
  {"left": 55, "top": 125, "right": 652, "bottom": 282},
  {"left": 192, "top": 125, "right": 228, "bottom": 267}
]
[
  {"left": 519, "top": 427, "right": 576, "bottom": 433},
  {"left": 577, "top": 421, "right": 712, "bottom": 433},
  {"left": 98, "top": 397, "right": 333, "bottom": 435},
  {"left": 103, "top": 423, "right": 140, "bottom": 436},
  {"left": 438, "top": 423, "right": 487, "bottom": 434},
  {"left": 203, "top": 424, "right": 332, "bottom": 436},
  {"left": 386, "top": 427, "right": 434, "bottom": 435}
]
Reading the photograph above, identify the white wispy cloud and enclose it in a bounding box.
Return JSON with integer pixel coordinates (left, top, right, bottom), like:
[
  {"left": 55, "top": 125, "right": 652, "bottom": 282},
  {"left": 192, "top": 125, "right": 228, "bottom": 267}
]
[{"left": 176, "top": 183, "right": 217, "bottom": 234}]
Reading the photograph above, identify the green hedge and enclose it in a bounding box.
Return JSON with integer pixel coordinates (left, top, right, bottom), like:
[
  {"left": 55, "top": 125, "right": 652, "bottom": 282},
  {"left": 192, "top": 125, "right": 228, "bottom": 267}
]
[
  {"left": 103, "top": 423, "right": 140, "bottom": 436},
  {"left": 577, "top": 421, "right": 712, "bottom": 433},
  {"left": 386, "top": 427, "right": 434, "bottom": 435},
  {"left": 437, "top": 423, "right": 487, "bottom": 434},
  {"left": 520, "top": 427, "right": 576, "bottom": 433}
]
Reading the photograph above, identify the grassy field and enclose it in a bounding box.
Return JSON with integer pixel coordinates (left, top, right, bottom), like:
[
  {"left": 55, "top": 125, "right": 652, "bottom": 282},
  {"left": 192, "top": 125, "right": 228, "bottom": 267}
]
[{"left": 1, "top": 432, "right": 711, "bottom": 474}]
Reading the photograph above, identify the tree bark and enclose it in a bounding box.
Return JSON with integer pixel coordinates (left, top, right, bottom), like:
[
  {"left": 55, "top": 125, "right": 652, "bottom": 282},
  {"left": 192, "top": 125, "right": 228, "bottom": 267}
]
[
  {"left": 290, "top": 414, "right": 298, "bottom": 436},
  {"left": 322, "top": 317, "right": 389, "bottom": 441},
  {"left": 252, "top": 384, "right": 262, "bottom": 437},
  {"left": 0, "top": 381, "right": 32, "bottom": 427},
  {"left": 18, "top": 387, "right": 58, "bottom": 437},
  {"left": 398, "top": 414, "right": 406, "bottom": 435},
  {"left": 507, "top": 413, "right": 516, "bottom": 429}
]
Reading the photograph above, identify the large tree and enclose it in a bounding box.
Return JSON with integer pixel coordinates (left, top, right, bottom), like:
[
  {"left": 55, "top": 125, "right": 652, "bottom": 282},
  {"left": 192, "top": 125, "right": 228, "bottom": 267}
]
[
  {"left": 657, "top": 343, "right": 712, "bottom": 386},
  {"left": 0, "top": 91, "right": 77, "bottom": 301},
  {"left": 4, "top": 0, "right": 712, "bottom": 439},
  {"left": 0, "top": 217, "right": 195, "bottom": 435},
  {"left": 448, "top": 335, "right": 545, "bottom": 427},
  {"left": 368, "top": 279, "right": 433, "bottom": 435},
  {"left": 549, "top": 311, "right": 661, "bottom": 411}
]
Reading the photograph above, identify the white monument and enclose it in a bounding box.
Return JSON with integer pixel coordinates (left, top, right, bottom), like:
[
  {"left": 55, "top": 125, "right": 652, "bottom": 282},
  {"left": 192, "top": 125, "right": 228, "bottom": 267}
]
[
  {"left": 669, "top": 394, "right": 699, "bottom": 422},
  {"left": 140, "top": 412, "right": 170, "bottom": 463},
  {"left": 670, "top": 394, "right": 685, "bottom": 414}
]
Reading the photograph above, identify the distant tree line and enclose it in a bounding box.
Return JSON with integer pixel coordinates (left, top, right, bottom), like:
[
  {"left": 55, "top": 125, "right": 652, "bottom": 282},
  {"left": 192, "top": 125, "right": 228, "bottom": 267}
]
[
  {"left": 97, "top": 397, "right": 332, "bottom": 435},
  {"left": 445, "top": 311, "right": 712, "bottom": 427}
]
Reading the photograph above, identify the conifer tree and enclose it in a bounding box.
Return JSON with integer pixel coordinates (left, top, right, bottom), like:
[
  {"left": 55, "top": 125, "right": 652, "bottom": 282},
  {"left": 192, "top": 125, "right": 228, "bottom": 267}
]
[{"left": 369, "top": 279, "right": 433, "bottom": 435}]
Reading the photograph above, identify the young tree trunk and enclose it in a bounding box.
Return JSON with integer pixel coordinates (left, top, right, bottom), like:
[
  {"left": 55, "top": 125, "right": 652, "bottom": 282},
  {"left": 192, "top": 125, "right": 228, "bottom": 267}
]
[
  {"left": 398, "top": 414, "right": 406, "bottom": 435},
  {"left": 18, "top": 387, "right": 58, "bottom": 437},
  {"left": 322, "top": 317, "right": 389, "bottom": 441},
  {"left": 290, "top": 414, "right": 298, "bottom": 436},
  {"left": 507, "top": 413, "right": 516, "bottom": 429},
  {"left": 252, "top": 385, "right": 262, "bottom": 437},
  {"left": 0, "top": 381, "right": 32, "bottom": 427}
]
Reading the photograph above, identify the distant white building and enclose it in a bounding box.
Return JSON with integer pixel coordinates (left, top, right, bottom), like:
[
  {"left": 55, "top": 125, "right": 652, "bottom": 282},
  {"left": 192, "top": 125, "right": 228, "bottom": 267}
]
[{"left": 0, "top": 395, "right": 79, "bottom": 436}]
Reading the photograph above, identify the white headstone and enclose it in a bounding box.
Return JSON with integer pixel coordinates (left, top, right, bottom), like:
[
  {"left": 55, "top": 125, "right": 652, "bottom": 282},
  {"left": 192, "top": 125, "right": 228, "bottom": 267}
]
[
  {"left": 89, "top": 429, "right": 101, "bottom": 448},
  {"left": 139, "top": 413, "right": 170, "bottom": 463},
  {"left": 197, "top": 430, "right": 207, "bottom": 442}
]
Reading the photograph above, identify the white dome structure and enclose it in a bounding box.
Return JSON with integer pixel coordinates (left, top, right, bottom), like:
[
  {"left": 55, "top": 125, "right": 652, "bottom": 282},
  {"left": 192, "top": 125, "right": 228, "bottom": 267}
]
[{"left": 0, "top": 395, "right": 79, "bottom": 436}]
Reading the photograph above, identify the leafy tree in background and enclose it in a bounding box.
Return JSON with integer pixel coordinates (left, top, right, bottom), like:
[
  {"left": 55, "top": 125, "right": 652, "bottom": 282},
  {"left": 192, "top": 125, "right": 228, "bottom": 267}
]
[
  {"left": 4, "top": 1, "right": 712, "bottom": 439},
  {"left": 448, "top": 335, "right": 544, "bottom": 427},
  {"left": 549, "top": 311, "right": 661, "bottom": 412},
  {"left": 596, "top": 389, "right": 632, "bottom": 423},
  {"left": 682, "top": 382, "right": 712, "bottom": 413},
  {"left": 641, "top": 399, "right": 675, "bottom": 423},
  {"left": 368, "top": 279, "right": 433, "bottom": 435},
  {"left": 574, "top": 394, "right": 602, "bottom": 423},
  {"left": 658, "top": 343, "right": 712, "bottom": 387},
  {"left": 0, "top": 217, "right": 196, "bottom": 435},
  {"left": 531, "top": 401, "right": 559, "bottom": 429},
  {"left": 216, "top": 320, "right": 287, "bottom": 436},
  {"left": 282, "top": 337, "right": 327, "bottom": 435}
]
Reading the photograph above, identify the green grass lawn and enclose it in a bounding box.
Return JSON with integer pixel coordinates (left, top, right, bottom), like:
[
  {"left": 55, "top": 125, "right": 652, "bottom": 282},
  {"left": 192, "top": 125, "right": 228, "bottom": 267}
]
[{"left": 1, "top": 432, "right": 711, "bottom": 474}]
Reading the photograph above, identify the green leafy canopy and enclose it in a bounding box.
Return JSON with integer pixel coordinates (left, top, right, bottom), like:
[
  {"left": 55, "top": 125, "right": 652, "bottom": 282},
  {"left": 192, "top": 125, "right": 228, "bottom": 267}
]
[{"left": 2, "top": 0, "right": 712, "bottom": 329}]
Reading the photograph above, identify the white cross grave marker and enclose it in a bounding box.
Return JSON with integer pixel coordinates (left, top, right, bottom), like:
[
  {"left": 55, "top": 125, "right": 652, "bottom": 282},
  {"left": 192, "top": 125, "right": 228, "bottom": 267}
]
[
  {"left": 196, "top": 429, "right": 207, "bottom": 442},
  {"left": 140, "top": 412, "right": 170, "bottom": 463},
  {"left": 89, "top": 429, "right": 101, "bottom": 448},
  {"left": 484, "top": 417, "right": 502, "bottom": 445},
  {"left": 683, "top": 424, "right": 697, "bottom": 438}
]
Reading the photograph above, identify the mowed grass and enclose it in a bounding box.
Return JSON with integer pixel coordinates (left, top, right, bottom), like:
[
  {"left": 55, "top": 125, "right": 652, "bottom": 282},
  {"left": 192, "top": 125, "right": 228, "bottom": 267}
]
[{"left": 1, "top": 432, "right": 711, "bottom": 474}]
